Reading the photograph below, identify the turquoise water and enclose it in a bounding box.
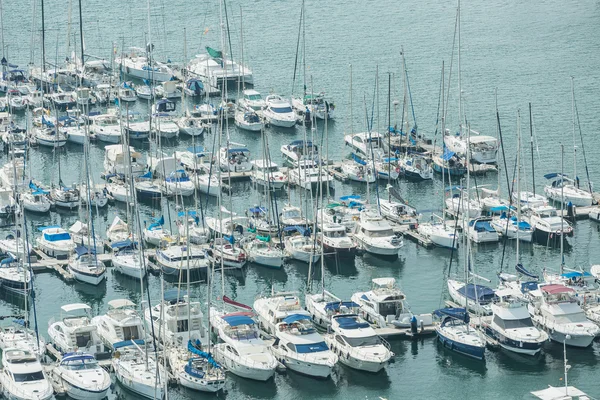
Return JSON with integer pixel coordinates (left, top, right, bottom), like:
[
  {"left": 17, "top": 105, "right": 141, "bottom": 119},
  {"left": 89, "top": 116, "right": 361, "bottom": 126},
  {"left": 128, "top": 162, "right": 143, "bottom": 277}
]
[{"left": 2, "top": 0, "right": 600, "bottom": 399}]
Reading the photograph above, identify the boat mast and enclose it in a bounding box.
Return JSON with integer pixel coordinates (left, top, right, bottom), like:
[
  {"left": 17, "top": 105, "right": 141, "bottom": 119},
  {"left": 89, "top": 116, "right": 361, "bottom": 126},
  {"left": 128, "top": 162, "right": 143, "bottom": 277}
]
[
  {"left": 570, "top": 77, "right": 577, "bottom": 186},
  {"left": 528, "top": 103, "right": 536, "bottom": 196},
  {"left": 387, "top": 72, "right": 391, "bottom": 202},
  {"left": 78, "top": 0, "right": 84, "bottom": 66},
  {"left": 457, "top": 0, "right": 462, "bottom": 136},
  {"left": 516, "top": 110, "right": 521, "bottom": 262},
  {"left": 560, "top": 144, "right": 564, "bottom": 274},
  {"left": 441, "top": 62, "right": 446, "bottom": 224}
]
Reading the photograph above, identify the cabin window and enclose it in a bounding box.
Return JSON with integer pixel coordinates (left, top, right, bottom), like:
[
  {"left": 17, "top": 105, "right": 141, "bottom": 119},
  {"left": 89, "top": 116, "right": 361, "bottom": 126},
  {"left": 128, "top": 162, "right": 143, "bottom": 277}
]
[
  {"left": 286, "top": 342, "right": 296, "bottom": 352},
  {"left": 13, "top": 371, "right": 45, "bottom": 382},
  {"left": 343, "top": 335, "right": 382, "bottom": 348},
  {"left": 378, "top": 301, "right": 400, "bottom": 318},
  {"left": 502, "top": 318, "right": 534, "bottom": 329},
  {"left": 123, "top": 326, "right": 140, "bottom": 340},
  {"left": 228, "top": 346, "right": 239, "bottom": 356},
  {"left": 177, "top": 319, "right": 189, "bottom": 333},
  {"left": 76, "top": 332, "right": 92, "bottom": 348},
  {"left": 335, "top": 335, "right": 345, "bottom": 345}
]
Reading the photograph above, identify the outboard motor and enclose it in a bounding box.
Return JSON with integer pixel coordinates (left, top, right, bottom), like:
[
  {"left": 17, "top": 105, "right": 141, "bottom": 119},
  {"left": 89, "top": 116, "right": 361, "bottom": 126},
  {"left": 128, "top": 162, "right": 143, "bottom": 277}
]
[{"left": 410, "top": 315, "right": 418, "bottom": 335}]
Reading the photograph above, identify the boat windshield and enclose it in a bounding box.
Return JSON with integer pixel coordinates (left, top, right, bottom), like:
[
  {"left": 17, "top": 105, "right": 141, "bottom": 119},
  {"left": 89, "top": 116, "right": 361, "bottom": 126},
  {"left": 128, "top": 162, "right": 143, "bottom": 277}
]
[
  {"left": 555, "top": 312, "right": 588, "bottom": 324},
  {"left": 342, "top": 335, "right": 382, "bottom": 347},
  {"left": 62, "top": 357, "right": 99, "bottom": 370},
  {"left": 293, "top": 341, "right": 328, "bottom": 353},
  {"left": 493, "top": 315, "right": 534, "bottom": 330},
  {"left": 272, "top": 106, "right": 292, "bottom": 113},
  {"left": 365, "top": 229, "right": 394, "bottom": 238},
  {"left": 378, "top": 301, "right": 402, "bottom": 317},
  {"left": 13, "top": 371, "right": 45, "bottom": 382},
  {"left": 247, "top": 94, "right": 262, "bottom": 101}
]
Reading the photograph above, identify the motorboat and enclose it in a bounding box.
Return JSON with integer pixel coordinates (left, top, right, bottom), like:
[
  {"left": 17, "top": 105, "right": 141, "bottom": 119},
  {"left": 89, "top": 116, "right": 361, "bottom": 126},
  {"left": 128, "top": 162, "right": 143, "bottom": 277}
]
[
  {"left": 543, "top": 173, "right": 593, "bottom": 207},
  {"left": 0, "top": 254, "right": 31, "bottom": 295},
  {"left": 526, "top": 206, "right": 573, "bottom": 244},
  {"left": 0, "top": 188, "right": 19, "bottom": 218},
  {"left": 317, "top": 223, "right": 356, "bottom": 257},
  {"left": 159, "top": 169, "right": 195, "bottom": 197},
  {"left": 106, "top": 216, "right": 130, "bottom": 243},
  {"left": 288, "top": 160, "right": 335, "bottom": 191},
  {"left": 155, "top": 244, "right": 209, "bottom": 277},
  {"left": 73, "top": 87, "right": 95, "bottom": 106},
  {"left": 50, "top": 185, "right": 80, "bottom": 209},
  {"left": 144, "top": 289, "right": 208, "bottom": 347},
  {"left": 48, "top": 91, "right": 76, "bottom": 110},
  {"left": 112, "top": 342, "right": 166, "bottom": 399},
  {"left": 116, "top": 47, "right": 175, "bottom": 82},
  {"left": 263, "top": 95, "right": 296, "bottom": 127},
  {"left": 291, "top": 91, "right": 335, "bottom": 120},
  {"left": 48, "top": 303, "right": 107, "bottom": 357},
  {"left": 253, "top": 292, "right": 338, "bottom": 378},
  {"left": 92, "top": 299, "right": 147, "bottom": 349},
  {"left": 480, "top": 290, "right": 548, "bottom": 356},
  {"left": 284, "top": 231, "right": 320, "bottom": 264},
  {"left": 433, "top": 308, "right": 485, "bottom": 360},
  {"left": 53, "top": 353, "right": 111, "bottom": 400},
  {"left": 398, "top": 153, "right": 433, "bottom": 180},
  {"left": 234, "top": 107, "right": 263, "bottom": 131},
  {"left": 210, "top": 308, "right": 278, "bottom": 381},
  {"left": 243, "top": 236, "right": 284, "bottom": 269},
  {"left": 352, "top": 278, "right": 435, "bottom": 334},
  {"left": 0, "top": 348, "right": 53, "bottom": 400},
  {"left": 36, "top": 226, "right": 76, "bottom": 259},
  {"left": 250, "top": 159, "right": 287, "bottom": 189},
  {"left": 183, "top": 78, "right": 205, "bottom": 97},
  {"left": 279, "top": 204, "right": 311, "bottom": 228},
  {"left": 187, "top": 48, "right": 253, "bottom": 85},
  {"left": 123, "top": 112, "right": 151, "bottom": 140},
  {"left": 118, "top": 84, "right": 137, "bottom": 102},
  {"left": 445, "top": 187, "right": 482, "bottom": 218},
  {"left": 344, "top": 131, "right": 385, "bottom": 159},
  {"left": 315, "top": 197, "right": 363, "bottom": 232},
  {"left": 207, "top": 238, "right": 247, "bottom": 269},
  {"left": 467, "top": 217, "right": 500, "bottom": 243},
  {"left": 324, "top": 313, "right": 393, "bottom": 372},
  {"left": 111, "top": 240, "right": 146, "bottom": 279},
  {"left": 443, "top": 128, "right": 498, "bottom": 164},
  {"left": 177, "top": 147, "right": 210, "bottom": 172},
  {"left": 156, "top": 80, "right": 181, "bottom": 99},
  {"left": 341, "top": 159, "right": 376, "bottom": 183},
  {"left": 92, "top": 83, "right": 115, "bottom": 104},
  {"left": 478, "top": 187, "right": 509, "bottom": 212},
  {"left": 417, "top": 215, "right": 460, "bottom": 249},
  {"left": 0, "top": 323, "right": 46, "bottom": 358},
  {"left": 103, "top": 144, "right": 146, "bottom": 177},
  {"left": 238, "top": 89, "right": 266, "bottom": 111},
  {"left": 68, "top": 246, "right": 106, "bottom": 286},
  {"left": 352, "top": 209, "right": 403, "bottom": 257},
  {"left": 135, "top": 177, "right": 162, "bottom": 200},
  {"left": 219, "top": 143, "right": 252, "bottom": 173},
  {"left": 280, "top": 140, "right": 320, "bottom": 166},
  {"left": 89, "top": 112, "right": 121, "bottom": 143},
  {"left": 490, "top": 211, "right": 534, "bottom": 242},
  {"left": 447, "top": 280, "right": 498, "bottom": 316},
  {"left": 526, "top": 284, "right": 599, "bottom": 347},
  {"left": 305, "top": 290, "right": 360, "bottom": 329}
]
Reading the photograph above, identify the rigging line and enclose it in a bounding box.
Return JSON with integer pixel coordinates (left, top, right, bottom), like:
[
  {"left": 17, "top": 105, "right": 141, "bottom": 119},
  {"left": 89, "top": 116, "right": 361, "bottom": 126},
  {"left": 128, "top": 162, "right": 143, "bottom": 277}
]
[
  {"left": 444, "top": 8, "right": 459, "bottom": 122},
  {"left": 499, "top": 153, "right": 518, "bottom": 272},
  {"left": 223, "top": 0, "right": 234, "bottom": 64},
  {"left": 291, "top": 1, "right": 303, "bottom": 95},
  {"left": 573, "top": 98, "right": 593, "bottom": 194}
]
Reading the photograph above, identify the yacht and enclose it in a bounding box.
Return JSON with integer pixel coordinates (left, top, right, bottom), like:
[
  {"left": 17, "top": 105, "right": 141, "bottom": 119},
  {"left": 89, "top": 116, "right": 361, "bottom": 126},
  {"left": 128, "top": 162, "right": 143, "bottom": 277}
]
[
  {"left": 0, "top": 348, "right": 53, "bottom": 400},
  {"left": 305, "top": 290, "right": 360, "bottom": 329},
  {"left": 352, "top": 278, "right": 435, "bottom": 334},
  {"left": 92, "top": 299, "right": 146, "bottom": 349},
  {"left": 219, "top": 143, "right": 252, "bottom": 173},
  {"left": 36, "top": 226, "right": 76, "bottom": 259},
  {"left": 433, "top": 308, "right": 485, "bottom": 360},
  {"left": 279, "top": 204, "right": 311, "bottom": 228},
  {"left": 263, "top": 95, "right": 296, "bottom": 127},
  {"left": 398, "top": 153, "right": 433, "bottom": 181},
  {"left": 490, "top": 212, "right": 534, "bottom": 242},
  {"left": 144, "top": 289, "right": 208, "bottom": 347},
  {"left": 512, "top": 191, "right": 547, "bottom": 209},
  {"left": 352, "top": 209, "right": 403, "bottom": 257},
  {"left": 379, "top": 194, "right": 419, "bottom": 226},
  {"left": 123, "top": 113, "right": 151, "bottom": 140},
  {"left": 112, "top": 342, "right": 166, "bottom": 399},
  {"left": 445, "top": 187, "right": 482, "bottom": 218},
  {"left": 243, "top": 237, "right": 284, "bottom": 268},
  {"left": 161, "top": 169, "right": 195, "bottom": 197},
  {"left": 142, "top": 217, "right": 172, "bottom": 246},
  {"left": 431, "top": 151, "right": 467, "bottom": 176},
  {"left": 526, "top": 206, "right": 573, "bottom": 243},
  {"left": 155, "top": 244, "right": 209, "bottom": 277},
  {"left": 481, "top": 291, "right": 548, "bottom": 356},
  {"left": 48, "top": 303, "right": 107, "bottom": 357},
  {"left": 544, "top": 173, "right": 593, "bottom": 207},
  {"left": 187, "top": 49, "right": 253, "bottom": 85},
  {"left": 288, "top": 160, "right": 335, "bottom": 191},
  {"left": 447, "top": 280, "right": 498, "bottom": 316},
  {"left": 324, "top": 313, "right": 393, "bottom": 372},
  {"left": 467, "top": 217, "right": 500, "bottom": 243},
  {"left": 111, "top": 240, "right": 146, "bottom": 279},
  {"left": 247, "top": 207, "right": 279, "bottom": 237},
  {"left": 238, "top": 89, "right": 266, "bottom": 111},
  {"left": 116, "top": 47, "right": 175, "bottom": 82},
  {"left": 341, "top": 159, "right": 376, "bottom": 183},
  {"left": 526, "top": 284, "right": 599, "bottom": 347},
  {"left": 250, "top": 159, "right": 287, "bottom": 189},
  {"left": 280, "top": 140, "right": 320, "bottom": 165},
  {"left": 177, "top": 114, "right": 209, "bottom": 136},
  {"left": 50, "top": 185, "right": 80, "bottom": 209},
  {"left": 53, "top": 353, "right": 111, "bottom": 400},
  {"left": 291, "top": 91, "right": 335, "bottom": 120},
  {"left": 317, "top": 223, "right": 357, "bottom": 256},
  {"left": 284, "top": 233, "right": 320, "bottom": 264},
  {"left": 234, "top": 107, "right": 263, "bottom": 132},
  {"left": 68, "top": 247, "right": 106, "bottom": 286},
  {"left": 103, "top": 144, "right": 146, "bottom": 177},
  {"left": 210, "top": 309, "right": 278, "bottom": 381},
  {"left": 443, "top": 128, "right": 498, "bottom": 164},
  {"left": 344, "top": 131, "right": 385, "bottom": 159},
  {"left": 254, "top": 292, "right": 338, "bottom": 378},
  {"left": 89, "top": 112, "right": 121, "bottom": 143}
]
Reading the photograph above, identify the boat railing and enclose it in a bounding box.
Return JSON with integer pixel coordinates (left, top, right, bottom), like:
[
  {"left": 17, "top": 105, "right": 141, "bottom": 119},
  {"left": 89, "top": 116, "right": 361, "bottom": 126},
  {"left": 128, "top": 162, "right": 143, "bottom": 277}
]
[{"left": 215, "top": 345, "right": 276, "bottom": 370}]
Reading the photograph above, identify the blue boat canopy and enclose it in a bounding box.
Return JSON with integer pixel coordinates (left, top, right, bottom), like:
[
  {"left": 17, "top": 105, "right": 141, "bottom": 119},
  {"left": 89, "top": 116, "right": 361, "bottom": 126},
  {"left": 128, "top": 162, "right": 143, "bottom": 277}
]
[
  {"left": 222, "top": 315, "right": 255, "bottom": 327},
  {"left": 164, "top": 288, "right": 187, "bottom": 304},
  {"left": 516, "top": 263, "right": 539, "bottom": 280},
  {"left": 282, "top": 314, "right": 311, "bottom": 324},
  {"left": 324, "top": 301, "right": 359, "bottom": 311},
  {"left": 351, "top": 153, "right": 367, "bottom": 165},
  {"left": 113, "top": 339, "right": 145, "bottom": 349},
  {"left": 491, "top": 205, "right": 514, "bottom": 212},
  {"left": 187, "top": 146, "right": 205, "bottom": 153},
  {"left": 335, "top": 315, "right": 370, "bottom": 330},
  {"left": 249, "top": 207, "right": 267, "bottom": 214},
  {"left": 0, "top": 255, "right": 15, "bottom": 266},
  {"left": 433, "top": 307, "right": 469, "bottom": 323},
  {"left": 283, "top": 225, "right": 310, "bottom": 236},
  {"left": 110, "top": 239, "right": 137, "bottom": 251},
  {"left": 295, "top": 342, "right": 328, "bottom": 354},
  {"left": 339, "top": 195, "right": 360, "bottom": 201},
  {"left": 544, "top": 172, "right": 566, "bottom": 180},
  {"left": 75, "top": 246, "right": 96, "bottom": 257},
  {"left": 43, "top": 232, "right": 71, "bottom": 242},
  {"left": 521, "top": 281, "right": 539, "bottom": 293},
  {"left": 442, "top": 148, "right": 456, "bottom": 161},
  {"left": 457, "top": 284, "right": 497, "bottom": 304},
  {"left": 289, "top": 140, "right": 312, "bottom": 146},
  {"left": 228, "top": 147, "right": 250, "bottom": 153},
  {"left": 177, "top": 210, "right": 198, "bottom": 218},
  {"left": 561, "top": 271, "right": 592, "bottom": 279}
]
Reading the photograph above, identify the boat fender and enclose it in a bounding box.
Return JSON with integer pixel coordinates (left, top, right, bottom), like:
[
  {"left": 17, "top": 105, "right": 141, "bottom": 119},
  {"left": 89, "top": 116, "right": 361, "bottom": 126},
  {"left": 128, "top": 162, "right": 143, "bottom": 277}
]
[{"left": 410, "top": 316, "right": 418, "bottom": 334}]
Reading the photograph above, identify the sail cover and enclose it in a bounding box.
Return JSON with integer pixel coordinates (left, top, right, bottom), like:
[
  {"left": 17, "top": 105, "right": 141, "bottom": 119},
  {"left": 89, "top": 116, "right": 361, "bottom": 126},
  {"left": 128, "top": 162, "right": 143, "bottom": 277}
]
[{"left": 206, "top": 46, "right": 223, "bottom": 59}]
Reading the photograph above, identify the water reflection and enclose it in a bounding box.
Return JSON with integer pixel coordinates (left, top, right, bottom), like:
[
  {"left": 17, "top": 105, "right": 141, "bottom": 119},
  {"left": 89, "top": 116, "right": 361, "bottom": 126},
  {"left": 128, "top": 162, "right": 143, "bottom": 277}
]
[{"left": 433, "top": 340, "right": 488, "bottom": 377}]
